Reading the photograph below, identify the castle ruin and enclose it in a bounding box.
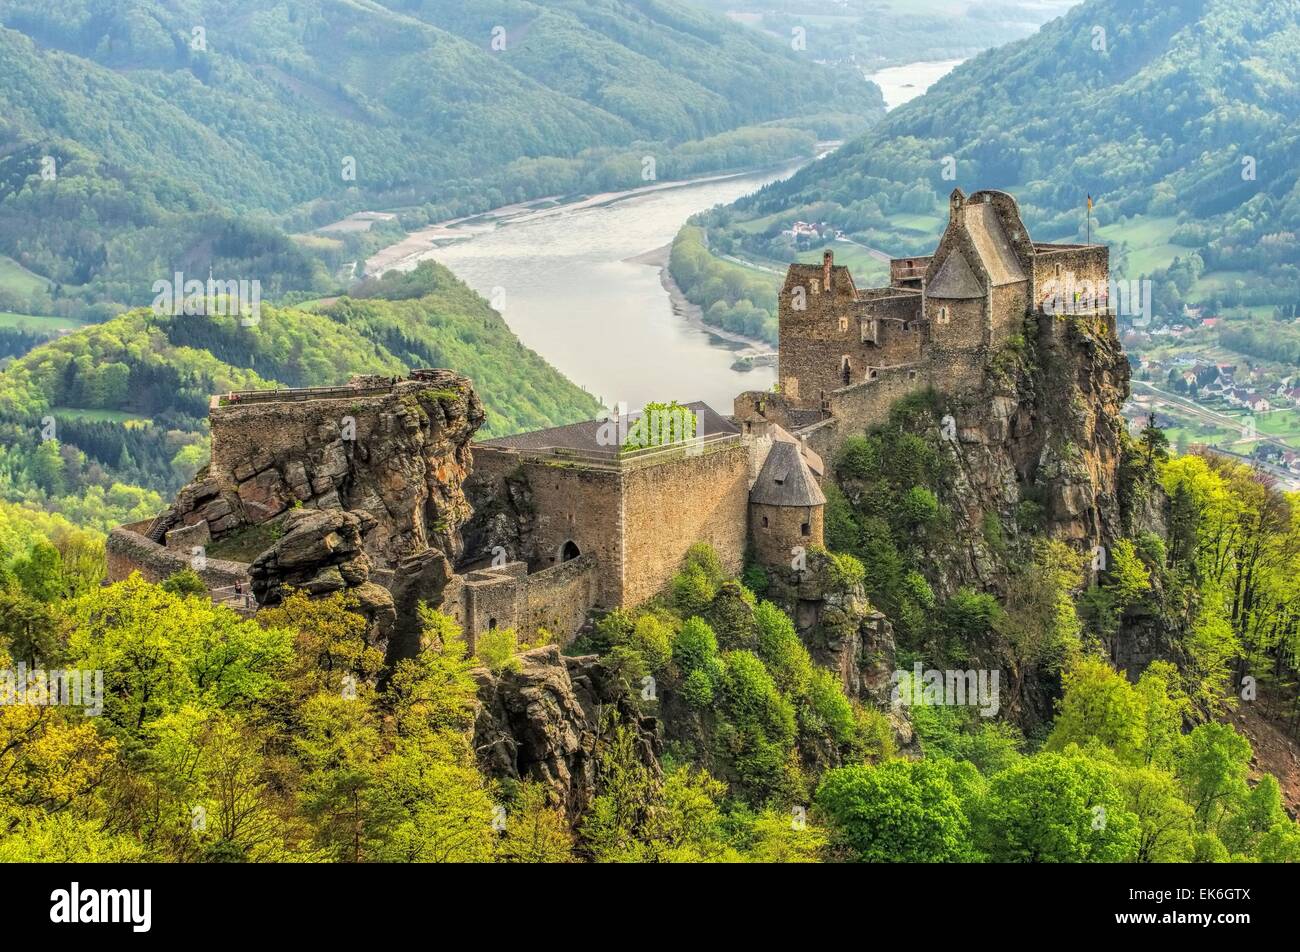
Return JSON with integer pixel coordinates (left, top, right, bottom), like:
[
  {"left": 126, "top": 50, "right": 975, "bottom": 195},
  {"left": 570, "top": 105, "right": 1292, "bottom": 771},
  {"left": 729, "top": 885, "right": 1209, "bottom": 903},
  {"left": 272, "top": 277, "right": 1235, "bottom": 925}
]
[{"left": 108, "top": 188, "right": 1116, "bottom": 652}]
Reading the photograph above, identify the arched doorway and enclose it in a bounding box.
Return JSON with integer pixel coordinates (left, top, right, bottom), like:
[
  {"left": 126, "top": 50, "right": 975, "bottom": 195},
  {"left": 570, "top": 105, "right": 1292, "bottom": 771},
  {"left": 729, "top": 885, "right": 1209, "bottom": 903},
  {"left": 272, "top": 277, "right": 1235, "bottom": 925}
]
[{"left": 560, "top": 540, "right": 581, "bottom": 563}]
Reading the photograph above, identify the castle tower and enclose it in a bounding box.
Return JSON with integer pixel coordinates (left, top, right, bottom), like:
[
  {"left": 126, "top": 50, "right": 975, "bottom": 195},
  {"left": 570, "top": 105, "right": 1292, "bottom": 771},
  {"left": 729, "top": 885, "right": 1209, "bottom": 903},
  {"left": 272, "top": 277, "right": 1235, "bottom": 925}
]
[{"left": 749, "top": 439, "right": 826, "bottom": 569}]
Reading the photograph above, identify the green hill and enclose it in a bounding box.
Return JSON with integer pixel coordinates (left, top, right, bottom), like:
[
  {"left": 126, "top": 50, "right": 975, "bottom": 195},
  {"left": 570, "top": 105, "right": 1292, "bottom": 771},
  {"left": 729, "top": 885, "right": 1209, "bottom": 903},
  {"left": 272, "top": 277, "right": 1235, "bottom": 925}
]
[
  {"left": 0, "top": 0, "right": 883, "bottom": 316},
  {"left": 699, "top": 0, "right": 1300, "bottom": 319},
  {"left": 0, "top": 261, "right": 600, "bottom": 529}
]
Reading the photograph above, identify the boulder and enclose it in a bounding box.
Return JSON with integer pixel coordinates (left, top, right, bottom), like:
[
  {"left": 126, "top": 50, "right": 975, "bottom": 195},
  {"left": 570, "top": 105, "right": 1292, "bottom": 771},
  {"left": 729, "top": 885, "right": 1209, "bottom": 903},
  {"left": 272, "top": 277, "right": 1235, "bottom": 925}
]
[{"left": 473, "top": 645, "right": 659, "bottom": 817}]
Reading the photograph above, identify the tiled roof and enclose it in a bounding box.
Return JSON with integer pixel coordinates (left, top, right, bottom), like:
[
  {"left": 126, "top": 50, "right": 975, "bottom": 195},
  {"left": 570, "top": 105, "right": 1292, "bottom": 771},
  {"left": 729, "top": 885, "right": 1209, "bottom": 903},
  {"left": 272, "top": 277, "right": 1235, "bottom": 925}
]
[{"left": 965, "top": 202, "right": 1027, "bottom": 287}]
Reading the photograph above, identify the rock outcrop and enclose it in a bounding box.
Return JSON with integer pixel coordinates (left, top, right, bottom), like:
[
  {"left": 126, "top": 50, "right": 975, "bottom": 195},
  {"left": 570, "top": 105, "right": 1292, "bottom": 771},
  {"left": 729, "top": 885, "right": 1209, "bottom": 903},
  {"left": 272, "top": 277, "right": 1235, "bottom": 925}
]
[
  {"left": 472, "top": 645, "right": 659, "bottom": 817},
  {"left": 152, "top": 372, "right": 485, "bottom": 570},
  {"left": 248, "top": 507, "right": 397, "bottom": 646},
  {"left": 763, "top": 548, "right": 913, "bottom": 750},
  {"left": 927, "top": 313, "right": 1131, "bottom": 598}
]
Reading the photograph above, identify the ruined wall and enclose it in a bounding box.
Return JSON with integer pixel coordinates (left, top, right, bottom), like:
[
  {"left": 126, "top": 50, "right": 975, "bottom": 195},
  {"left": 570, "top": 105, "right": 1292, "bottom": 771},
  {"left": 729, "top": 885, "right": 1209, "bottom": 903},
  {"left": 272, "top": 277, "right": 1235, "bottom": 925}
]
[
  {"left": 991, "top": 282, "right": 1030, "bottom": 348},
  {"left": 808, "top": 366, "right": 929, "bottom": 459},
  {"left": 619, "top": 442, "right": 751, "bottom": 607},
  {"left": 107, "top": 525, "right": 249, "bottom": 588},
  {"left": 1033, "top": 246, "right": 1110, "bottom": 311},
  {"left": 778, "top": 260, "right": 858, "bottom": 407},
  {"left": 523, "top": 554, "right": 600, "bottom": 645},
  {"left": 521, "top": 461, "right": 622, "bottom": 605},
  {"left": 854, "top": 292, "right": 925, "bottom": 368},
  {"left": 440, "top": 555, "right": 599, "bottom": 650},
  {"left": 925, "top": 295, "right": 986, "bottom": 358},
  {"left": 890, "top": 256, "right": 931, "bottom": 287}
]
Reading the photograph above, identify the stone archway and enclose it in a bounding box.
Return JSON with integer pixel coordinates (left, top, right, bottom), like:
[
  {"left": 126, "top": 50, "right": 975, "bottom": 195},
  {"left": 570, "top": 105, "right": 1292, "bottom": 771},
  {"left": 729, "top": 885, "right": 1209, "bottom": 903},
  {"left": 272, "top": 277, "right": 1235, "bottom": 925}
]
[{"left": 559, "top": 540, "right": 581, "bottom": 563}]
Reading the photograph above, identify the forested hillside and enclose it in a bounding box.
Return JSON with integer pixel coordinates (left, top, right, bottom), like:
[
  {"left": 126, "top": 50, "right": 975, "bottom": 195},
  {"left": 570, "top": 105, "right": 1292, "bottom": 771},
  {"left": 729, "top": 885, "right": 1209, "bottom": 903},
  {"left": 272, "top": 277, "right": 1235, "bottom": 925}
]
[
  {"left": 694, "top": 0, "right": 1300, "bottom": 322},
  {"left": 0, "top": 0, "right": 882, "bottom": 317},
  {"left": 0, "top": 262, "right": 600, "bottom": 530}
]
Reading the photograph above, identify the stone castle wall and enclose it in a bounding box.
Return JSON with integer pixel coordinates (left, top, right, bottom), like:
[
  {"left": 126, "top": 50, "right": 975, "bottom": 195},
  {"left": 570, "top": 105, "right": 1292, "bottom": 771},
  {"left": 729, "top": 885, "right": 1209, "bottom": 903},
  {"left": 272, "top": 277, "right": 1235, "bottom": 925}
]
[
  {"left": 778, "top": 261, "right": 858, "bottom": 406},
  {"left": 750, "top": 501, "right": 823, "bottom": 569},
  {"left": 107, "top": 523, "right": 250, "bottom": 588},
  {"left": 468, "top": 440, "right": 750, "bottom": 611},
  {"left": 619, "top": 441, "right": 751, "bottom": 607},
  {"left": 1033, "top": 245, "right": 1109, "bottom": 309},
  {"left": 925, "top": 295, "right": 986, "bottom": 358},
  {"left": 440, "top": 554, "right": 599, "bottom": 650}
]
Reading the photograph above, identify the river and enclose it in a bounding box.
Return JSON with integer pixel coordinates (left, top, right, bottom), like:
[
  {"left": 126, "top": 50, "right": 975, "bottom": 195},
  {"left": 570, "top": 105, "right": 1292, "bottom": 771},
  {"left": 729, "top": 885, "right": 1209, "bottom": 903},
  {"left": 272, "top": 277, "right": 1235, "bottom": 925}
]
[
  {"left": 384, "top": 167, "right": 798, "bottom": 413},
  {"left": 866, "top": 59, "right": 964, "bottom": 111},
  {"left": 372, "top": 64, "right": 960, "bottom": 415}
]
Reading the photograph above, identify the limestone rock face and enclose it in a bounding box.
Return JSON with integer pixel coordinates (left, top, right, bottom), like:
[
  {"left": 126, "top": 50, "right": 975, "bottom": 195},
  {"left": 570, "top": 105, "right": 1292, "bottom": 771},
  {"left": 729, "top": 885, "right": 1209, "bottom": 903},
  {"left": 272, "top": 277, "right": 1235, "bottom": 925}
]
[
  {"left": 764, "top": 549, "right": 912, "bottom": 750},
  {"left": 154, "top": 372, "right": 485, "bottom": 571},
  {"left": 923, "top": 316, "right": 1131, "bottom": 600},
  {"left": 248, "top": 508, "right": 396, "bottom": 645},
  {"left": 472, "top": 645, "right": 659, "bottom": 817}
]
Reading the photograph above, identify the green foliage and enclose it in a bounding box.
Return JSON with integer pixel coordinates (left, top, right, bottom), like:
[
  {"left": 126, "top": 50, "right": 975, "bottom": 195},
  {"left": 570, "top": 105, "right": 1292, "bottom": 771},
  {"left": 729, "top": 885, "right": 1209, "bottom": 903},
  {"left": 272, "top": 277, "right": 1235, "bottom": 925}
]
[
  {"left": 816, "top": 760, "right": 972, "bottom": 863},
  {"left": 623, "top": 401, "right": 697, "bottom": 451},
  {"left": 976, "top": 752, "right": 1140, "bottom": 863},
  {"left": 1175, "top": 722, "right": 1252, "bottom": 829},
  {"left": 474, "top": 627, "right": 522, "bottom": 675},
  {"left": 672, "top": 617, "right": 721, "bottom": 678},
  {"left": 160, "top": 568, "right": 208, "bottom": 598},
  {"left": 497, "top": 783, "right": 574, "bottom": 864}
]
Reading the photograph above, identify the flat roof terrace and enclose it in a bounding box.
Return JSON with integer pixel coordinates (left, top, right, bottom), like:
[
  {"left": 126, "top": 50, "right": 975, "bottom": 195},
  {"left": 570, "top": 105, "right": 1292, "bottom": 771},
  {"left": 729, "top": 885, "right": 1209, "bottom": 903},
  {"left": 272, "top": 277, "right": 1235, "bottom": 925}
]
[{"left": 478, "top": 400, "right": 742, "bottom": 471}]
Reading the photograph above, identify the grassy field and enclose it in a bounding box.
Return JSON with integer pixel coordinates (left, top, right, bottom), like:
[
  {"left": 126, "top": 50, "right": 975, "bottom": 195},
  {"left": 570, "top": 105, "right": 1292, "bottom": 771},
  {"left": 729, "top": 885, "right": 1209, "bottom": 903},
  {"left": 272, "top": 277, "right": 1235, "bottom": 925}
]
[
  {"left": 50, "top": 406, "right": 150, "bottom": 425},
  {"left": 1190, "top": 270, "right": 1251, "bottom": 298},
  {"left": 1155, "top": 402, "right": 1300, "bottom": 454},
  {"left": 1095, "top": 216, "right": 1184, "bottom": 276},
  {"left": 890, "top": 212, "right": 945, "bottom": 237},
  {"left": 796, "top": 242, "right": 889, "bottom": 285},
  {"left": 0, "top": 256, "right": 52, "bottom": 295},
  {"left": 0, "top": 311, "right": 86, "bottom": 332}
]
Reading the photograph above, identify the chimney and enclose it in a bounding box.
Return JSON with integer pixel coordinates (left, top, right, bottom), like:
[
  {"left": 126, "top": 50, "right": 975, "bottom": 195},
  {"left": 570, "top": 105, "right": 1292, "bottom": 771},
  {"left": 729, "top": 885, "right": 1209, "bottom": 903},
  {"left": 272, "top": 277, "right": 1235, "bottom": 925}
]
[
  {"left": 949, "top": 188, "right": 967, "bottom": 225},
  {"left": 822, "top": 250, "right": 833, "bottom": 291}
]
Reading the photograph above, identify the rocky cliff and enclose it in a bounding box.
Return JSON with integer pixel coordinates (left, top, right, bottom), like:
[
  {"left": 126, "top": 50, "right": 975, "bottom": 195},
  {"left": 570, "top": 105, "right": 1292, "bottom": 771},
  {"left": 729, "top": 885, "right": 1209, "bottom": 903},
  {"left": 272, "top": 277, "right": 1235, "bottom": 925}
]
[
  {"left": 829, "top": 311, "right": 1156, "bottom": 729},
  {"left": 473, "top": 645, "right": 659, "bottom": 817},
  {"left": 929, "top": 313, "right": 1131, "bottom": 594},
  {"left": 153, "top": 371, "right": 485, "bottom": 570}
]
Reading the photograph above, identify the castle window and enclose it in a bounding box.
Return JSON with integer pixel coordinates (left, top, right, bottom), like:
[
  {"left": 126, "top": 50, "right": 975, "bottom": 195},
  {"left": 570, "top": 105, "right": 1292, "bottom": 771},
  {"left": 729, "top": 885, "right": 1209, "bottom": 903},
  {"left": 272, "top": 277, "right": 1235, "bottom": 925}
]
[
  {"left": 870, "top": 369, "right": 879, "bottom": 380},
  {"left": 488, "top": 618, "right": 498, "bottom": 630},
  {"left": 800, "top": 523, "right": 810, "bottom": 537},
  {"left": 560, "top": 540, "right": 580, "bottom": 563},
  {"left": 761, "top": 516, "right": 769, "bottom": 528},
  {"left": 902, "top": 321, "right": 911, "bottom": 331},
  {"left": 909, "top": 370, "right": 918, "bottom": 380}
]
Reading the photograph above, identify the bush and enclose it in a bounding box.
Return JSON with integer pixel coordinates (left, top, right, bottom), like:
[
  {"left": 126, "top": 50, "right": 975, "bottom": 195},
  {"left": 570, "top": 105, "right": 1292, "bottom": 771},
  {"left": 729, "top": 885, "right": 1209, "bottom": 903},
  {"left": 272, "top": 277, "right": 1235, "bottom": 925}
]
[
  {"left": 474, "top": 627, "right": 521, "bottom": 675},
  {"left": 672, "top": 617, "right": 720, "bottom": 676}
]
